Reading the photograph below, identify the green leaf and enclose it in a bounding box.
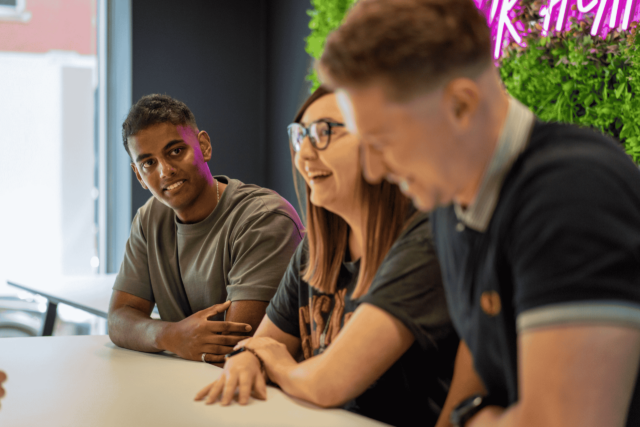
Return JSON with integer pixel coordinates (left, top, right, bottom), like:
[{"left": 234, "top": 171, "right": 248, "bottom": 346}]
[
  {"left": 584, "top": 94, "right": 594, "bottom": 106},
  {"left": 562, "top": 81, "right": 575, "bottom": 93},
  {"left": 615, "top": 81, "right": 627, "bottom": 98}
]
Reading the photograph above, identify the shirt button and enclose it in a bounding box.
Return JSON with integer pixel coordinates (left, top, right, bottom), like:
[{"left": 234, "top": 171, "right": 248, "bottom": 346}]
[{"left": 456, "top": 222, "right": 465, "bottom": 232}]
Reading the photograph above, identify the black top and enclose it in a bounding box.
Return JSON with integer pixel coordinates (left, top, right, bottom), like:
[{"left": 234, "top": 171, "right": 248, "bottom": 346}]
[
  {"left": 432, "top": 121, "right": 640, "bottom": 425},
  {"left": 267, "top": 213, "right": 459, "bottom": 427}
]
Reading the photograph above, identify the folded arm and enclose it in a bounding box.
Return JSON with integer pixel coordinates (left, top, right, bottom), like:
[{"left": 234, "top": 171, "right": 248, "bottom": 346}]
[{"left": 107, "top": 290, "right": 255, "bottom": 362}]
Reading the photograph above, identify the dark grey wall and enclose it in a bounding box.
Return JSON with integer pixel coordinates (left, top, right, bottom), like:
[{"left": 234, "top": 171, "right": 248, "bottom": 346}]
[
  {"left": 130, "top": 0, "right": 311, "bottom": 218},
  {"left": 265, "top": 1, "right": 313, "bottom": 212}
]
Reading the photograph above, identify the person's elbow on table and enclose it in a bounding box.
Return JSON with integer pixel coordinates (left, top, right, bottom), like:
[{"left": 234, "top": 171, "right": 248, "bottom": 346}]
[{"left": 108, "top": 290, "right": 253, "bottom": 362}]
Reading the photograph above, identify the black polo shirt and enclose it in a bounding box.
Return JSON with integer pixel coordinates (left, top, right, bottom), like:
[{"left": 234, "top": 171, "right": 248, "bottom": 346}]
[{"left": 432, "top": 120, "right": 640, "bottom": 426}]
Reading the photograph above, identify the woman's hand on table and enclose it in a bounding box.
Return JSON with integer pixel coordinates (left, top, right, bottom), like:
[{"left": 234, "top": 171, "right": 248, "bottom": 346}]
[
  {"left": 235, "top": 336, "right": 297, "bottom": 383},
  {"left": 195, "top": 351, "right": 267, "bottom": 406},
  {"left": 233, "top": 337, "right": 298, "bottom": 378}
]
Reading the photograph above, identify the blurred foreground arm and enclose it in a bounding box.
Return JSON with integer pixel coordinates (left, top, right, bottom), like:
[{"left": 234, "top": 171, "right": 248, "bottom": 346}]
[{"left": 467, "top": 325, "right": 640, "bottom": 427}]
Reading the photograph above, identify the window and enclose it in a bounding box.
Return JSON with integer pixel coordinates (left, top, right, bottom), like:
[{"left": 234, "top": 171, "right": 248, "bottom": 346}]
[
  {"left": 0, "top": 0, "right": 31, "bottom": 22},
  {"left": 0, "top": 0, "right": 104, "bottom": 336}
]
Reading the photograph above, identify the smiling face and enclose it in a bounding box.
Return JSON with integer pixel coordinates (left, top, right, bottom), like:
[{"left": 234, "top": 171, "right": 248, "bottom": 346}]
[
  {"left": 294, "top": 94, "right": 362, "bottom": 216},
  {"left": 128, "top": 122, "right": 214, "bottom": 216},
  {"left": 335, "top": 85, "right": 455, "bottom": 211},
  {"left": 335, "top": 76, "right": 491, "bottom": 211}
]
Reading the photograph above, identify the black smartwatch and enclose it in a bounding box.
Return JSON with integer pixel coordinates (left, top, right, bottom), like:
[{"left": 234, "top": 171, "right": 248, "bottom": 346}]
[
  {"left": 450, "top": 394, "right": 496, "bottom": 427},
  {"left": 224, "top": 347, "right": 247, "bottom": 359}
]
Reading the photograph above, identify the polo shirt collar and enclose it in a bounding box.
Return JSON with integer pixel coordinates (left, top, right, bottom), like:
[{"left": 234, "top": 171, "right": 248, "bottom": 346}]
[{"left": 454, "top": 96, "right": 535, "bottom": 232}]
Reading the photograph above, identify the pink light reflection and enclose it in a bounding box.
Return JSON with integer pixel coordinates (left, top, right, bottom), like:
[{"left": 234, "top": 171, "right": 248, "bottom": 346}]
[{"left": 177, "top": 125, "right": 214, "bottom": 186}]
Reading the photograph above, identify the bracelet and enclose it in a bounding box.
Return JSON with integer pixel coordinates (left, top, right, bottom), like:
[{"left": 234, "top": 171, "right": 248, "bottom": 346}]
[
  {"left": 244, "top": 347, "right": 266, "bottom": 375},
  {"left": 225, "top": 347, "right": 265, "bottom": 375}
]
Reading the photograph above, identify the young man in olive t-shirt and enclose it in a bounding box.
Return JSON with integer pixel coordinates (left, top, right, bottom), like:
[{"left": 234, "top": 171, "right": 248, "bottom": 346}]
[{"left": 108, "top": 94, "right": 303, "bottom": 364}]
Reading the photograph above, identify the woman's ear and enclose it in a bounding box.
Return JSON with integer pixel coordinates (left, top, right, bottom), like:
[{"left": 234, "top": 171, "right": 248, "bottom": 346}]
[{"left": 198, "top": 130, "right": 212, "bottom": 162}]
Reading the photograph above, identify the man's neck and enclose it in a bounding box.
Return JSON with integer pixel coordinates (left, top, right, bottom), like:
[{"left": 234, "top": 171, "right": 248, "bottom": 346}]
[
  {"left": 455, "top": 91, "right": 510, "bottom": 208},
  {"left": 175, "top": 177, "right": 222, "bottom": 224}
]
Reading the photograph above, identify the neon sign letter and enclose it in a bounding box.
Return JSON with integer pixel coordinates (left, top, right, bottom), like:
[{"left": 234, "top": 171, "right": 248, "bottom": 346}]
[
  {"left": 542, "top": 0, "right": 569, "bottom": 32},
  {"left": 479, "top": 0, "right": 640, "bottom": 58},
  {"left": 494, "top": 0, "right": 523, "bottom": 58}
]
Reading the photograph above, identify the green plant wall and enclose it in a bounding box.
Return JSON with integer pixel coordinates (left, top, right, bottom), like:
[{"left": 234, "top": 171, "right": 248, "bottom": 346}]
[
  {"left": 305, "top": 0, "right": 640, "bottom": 164},
  {"left": 305, "top": 0, "right": 358, "bottom": 91},
  {"left": 499, "top": 1, "right": 640, "bottom": 163}
]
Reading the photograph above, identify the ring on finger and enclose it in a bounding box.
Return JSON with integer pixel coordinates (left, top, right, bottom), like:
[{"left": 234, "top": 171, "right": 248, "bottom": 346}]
[{"left": 202, "top": 353, "right": 208, "bottom": 363}]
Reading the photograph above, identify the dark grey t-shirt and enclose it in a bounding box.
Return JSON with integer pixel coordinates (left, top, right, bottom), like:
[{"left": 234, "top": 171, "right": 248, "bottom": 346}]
[
  {"left": 266, "top": 213, "right": 458, "bottom": 426},
  {"left": 113, "top": 176, "right": 304, "bottom": 322}
]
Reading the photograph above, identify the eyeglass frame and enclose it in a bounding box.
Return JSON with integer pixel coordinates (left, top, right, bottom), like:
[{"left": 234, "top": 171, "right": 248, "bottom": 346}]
[{"left": 287, "top": 120, "right": 345, "bottom": 152}]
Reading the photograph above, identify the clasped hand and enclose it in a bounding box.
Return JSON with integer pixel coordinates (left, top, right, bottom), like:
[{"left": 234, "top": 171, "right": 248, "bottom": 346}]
[
  {"left": 194, "top": 336, "right": 296, "bottom": 406},
  {"left": 162, "top": 300, "right": 252, "bottom": 363}
]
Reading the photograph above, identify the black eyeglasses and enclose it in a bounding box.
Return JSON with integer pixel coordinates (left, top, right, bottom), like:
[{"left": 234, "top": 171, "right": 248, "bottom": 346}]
[{"left": 287, "top": 120, "right": 345, "bottom": 152}]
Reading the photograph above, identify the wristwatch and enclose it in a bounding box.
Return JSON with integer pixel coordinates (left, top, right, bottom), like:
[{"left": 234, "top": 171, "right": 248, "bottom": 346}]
[
  {"left": 224, "top": 347, "right": 247, "bottom": 359},
  {"left": 450, "top": 394, "right": 495, "bottom": 427}
]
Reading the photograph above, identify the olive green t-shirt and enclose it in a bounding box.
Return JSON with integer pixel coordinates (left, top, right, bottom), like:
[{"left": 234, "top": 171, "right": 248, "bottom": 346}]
[{"left": 113, "top": 176, "right": 304, "bottom": 322}]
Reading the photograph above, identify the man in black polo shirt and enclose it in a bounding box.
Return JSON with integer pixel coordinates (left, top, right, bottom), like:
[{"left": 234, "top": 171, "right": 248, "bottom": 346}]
[{"left": 318, "top": 0, "right": 640, "bottom": 426}]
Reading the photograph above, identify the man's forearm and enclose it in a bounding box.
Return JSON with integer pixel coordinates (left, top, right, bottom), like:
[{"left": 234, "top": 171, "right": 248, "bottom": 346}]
[{"left": 108, "top": 306, "right": 173, "bottom": 354}]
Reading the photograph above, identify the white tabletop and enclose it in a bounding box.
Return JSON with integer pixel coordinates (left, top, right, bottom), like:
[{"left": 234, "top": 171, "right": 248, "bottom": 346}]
[
  {"left": 7, "top": 274, "right": 116, "bottom": 318},
  {"left": 0, "top": 335, "right": 387, "bottom": 427}
]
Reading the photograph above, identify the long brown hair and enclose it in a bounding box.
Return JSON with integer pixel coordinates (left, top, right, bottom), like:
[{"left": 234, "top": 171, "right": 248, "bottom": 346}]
[{"left": 290, "top": 86, "right": 412, "bottom": 299}]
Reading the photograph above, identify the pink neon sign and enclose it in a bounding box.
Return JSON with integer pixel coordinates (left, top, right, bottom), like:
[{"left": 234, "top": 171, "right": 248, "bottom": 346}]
[{"left": 475, "top": 0, "right": 640, "bottom": 58}]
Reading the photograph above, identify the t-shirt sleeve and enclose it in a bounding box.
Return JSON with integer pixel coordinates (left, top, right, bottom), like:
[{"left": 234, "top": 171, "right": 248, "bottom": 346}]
[
  {"left": 359, "top": 218, "right": 455, "bottom": 351},
  {"left": 265, "top": 240, "right": 306, "bottom": 338},
  {"left": 227, "top": 212, "right": 303, "bottom": 302},
  {"left": 112, "top": 210, "right": 154, "bottom": 302},
  {"left": 509, "top": 156, "right": 640, "bottom": 331}
]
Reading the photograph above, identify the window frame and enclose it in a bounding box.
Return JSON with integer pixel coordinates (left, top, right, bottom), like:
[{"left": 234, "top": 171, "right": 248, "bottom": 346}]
[{"left": 0, "top": 0, "right": 32, "bottom": 23}]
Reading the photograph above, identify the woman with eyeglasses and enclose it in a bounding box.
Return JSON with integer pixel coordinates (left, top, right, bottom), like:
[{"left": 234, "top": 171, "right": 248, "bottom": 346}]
[{"left": 194, "top": 86, "right": 464, "bottom": 426}]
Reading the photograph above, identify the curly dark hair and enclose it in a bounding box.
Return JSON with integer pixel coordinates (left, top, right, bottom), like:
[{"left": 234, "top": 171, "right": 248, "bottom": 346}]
[{"left": 122, "top": 94, "right": 198, "bottom": 157}]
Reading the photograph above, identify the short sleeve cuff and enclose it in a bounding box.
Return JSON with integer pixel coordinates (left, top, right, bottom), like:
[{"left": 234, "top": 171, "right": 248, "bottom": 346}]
[
  {"left": 517, "top": 301, "right": 640, "bottom": 332},
  {"left": 265, "top": 304, "right": 301, "bottom": 338},
  {"left": 112, "top": 277, "right": 155, "bottom": 303},
  {"left": 226, "top": 283, "right": 279, "bottom": 302}
]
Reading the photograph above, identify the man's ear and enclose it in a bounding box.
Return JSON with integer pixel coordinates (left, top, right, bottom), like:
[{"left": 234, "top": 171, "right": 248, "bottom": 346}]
[
  {"left": 198, "top": 130, "right": 212, "bottom": 162},
  {"left": 131, "top": 163, "right": 148, "bottom": 190},
  {"left": 442, "top": 78, "right": 480, "bottom": 133},
  {"left": 359, "top": 142, "right": 386, "bottom": 185}
]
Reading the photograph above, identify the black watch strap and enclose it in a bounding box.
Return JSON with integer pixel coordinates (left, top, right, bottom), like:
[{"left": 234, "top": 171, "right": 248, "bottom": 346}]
[
  {"left": 450, "top": 394, "right": 496, "bottom": 427},
  {"left": 224, "top": 347, "right": 247, "bottom": 359}
]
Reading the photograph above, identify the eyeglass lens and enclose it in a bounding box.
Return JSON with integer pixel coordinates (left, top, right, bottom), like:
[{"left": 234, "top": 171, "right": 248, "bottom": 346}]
[
  {"left": 289, "top": 121, "right": 333, "bottom": 152},
  {"left": 310, "top": 122, "right": 330, "bottom": 150},
  {"left": 288, "top": 124, "right": 304, "bottom": 152}
]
